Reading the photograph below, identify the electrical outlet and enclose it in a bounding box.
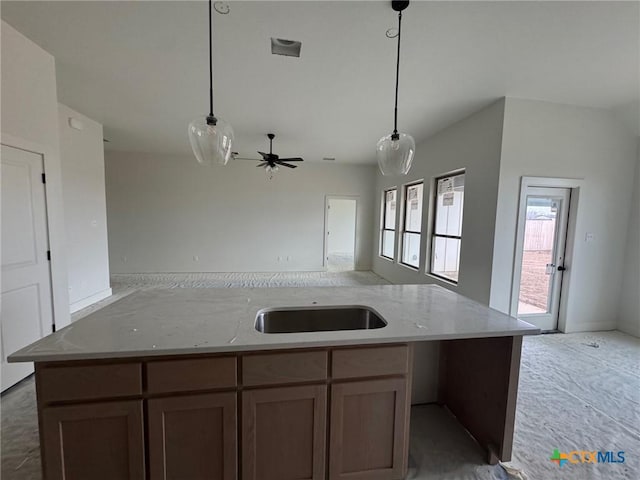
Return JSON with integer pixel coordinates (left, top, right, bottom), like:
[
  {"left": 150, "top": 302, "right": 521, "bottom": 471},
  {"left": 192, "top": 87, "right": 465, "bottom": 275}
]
[
  {"left": 121, "top": 256, "right": 127, "bottom": 263},
  {"left": 193, "top": 255, "right": 200, "bottom": 262},
  {"left": 277, "top": 256, "right": 282, "bottom": 262},
  {"left": 585, "top": 233, "right": 595, "bottom": 243},
  {"left": 287, "top": 256, "right": 291, "bottom": 261}
]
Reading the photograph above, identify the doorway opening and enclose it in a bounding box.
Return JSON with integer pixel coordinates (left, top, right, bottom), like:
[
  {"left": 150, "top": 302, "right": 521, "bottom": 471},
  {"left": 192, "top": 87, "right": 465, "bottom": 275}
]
[
  {"left": 511, "top": 183, "right": 574, "bottom": 331},
  {"left": 324, "top": 196, "right": 357, "bottom": 272}
]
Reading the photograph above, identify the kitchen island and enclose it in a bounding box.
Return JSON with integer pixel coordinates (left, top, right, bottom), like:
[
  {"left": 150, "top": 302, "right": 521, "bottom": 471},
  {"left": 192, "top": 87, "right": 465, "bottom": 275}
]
[{"left": 10, "top": 284, "right": 539, "bottom": 480}]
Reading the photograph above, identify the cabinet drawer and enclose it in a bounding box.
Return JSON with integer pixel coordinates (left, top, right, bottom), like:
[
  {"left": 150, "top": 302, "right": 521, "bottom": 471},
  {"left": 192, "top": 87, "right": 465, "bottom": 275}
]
[
  {"left": 242, "top": 351, "right": 328, "bottom": 386},
  {"left": 38, "top": 363, "right": 142, "bottom": 403},
  {"left": 332, "top": 345, "right": 409, "bottom": 379},
  {"left": 147, "top": 357, "right": 237, "bottom": 394}
]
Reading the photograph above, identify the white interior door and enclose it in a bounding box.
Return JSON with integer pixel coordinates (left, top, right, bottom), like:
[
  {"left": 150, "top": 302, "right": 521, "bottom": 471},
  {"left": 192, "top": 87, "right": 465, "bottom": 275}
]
[
  {"left": 1, "top": 144, "right": 53, "bottom": 391},
  {"left": 325, "top": 197, "right": 357, "bottom": 272},
  {"left": 512, "top": 187, "right": 571, "bottom": 331}
]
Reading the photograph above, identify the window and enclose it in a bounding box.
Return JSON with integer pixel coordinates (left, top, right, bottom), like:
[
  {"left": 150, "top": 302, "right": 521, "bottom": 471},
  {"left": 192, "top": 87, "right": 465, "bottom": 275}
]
[
  {"left": 380, "top": 188, "right": 397, "bottom": 259},
  {"left": 430, "top": 173, "right": 465, "bottom": 282},
  {"left": 401, "top": 182, "right": 423, "bottom": 268}
]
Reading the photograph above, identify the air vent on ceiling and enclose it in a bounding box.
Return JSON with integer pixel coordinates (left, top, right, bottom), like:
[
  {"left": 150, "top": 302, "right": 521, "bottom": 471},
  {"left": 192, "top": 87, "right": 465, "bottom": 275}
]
[
  {"left": 271, "top": 38, "right": 302, "bottom": 57},
  {"left": 322, "top": 157, "right": 336, "bottom": 161}
]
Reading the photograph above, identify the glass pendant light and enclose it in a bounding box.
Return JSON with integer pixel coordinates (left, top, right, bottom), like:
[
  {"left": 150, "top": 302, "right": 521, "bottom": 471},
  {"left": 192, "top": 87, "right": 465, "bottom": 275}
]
[
  {"left": 188, "top": 0, "right": 234, "bottom": 166},
  {"left": 376, "top": 1, "right": 415, "bottom": 176}
]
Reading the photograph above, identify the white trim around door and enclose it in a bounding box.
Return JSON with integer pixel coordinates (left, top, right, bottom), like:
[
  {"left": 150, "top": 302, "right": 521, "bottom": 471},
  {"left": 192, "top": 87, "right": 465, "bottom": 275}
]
[
  {"left": 323, "top": 195, "right": 359, "bottom": 271},
  {"left": 510, "top": 177, "right": 583, "bottom": 332}
]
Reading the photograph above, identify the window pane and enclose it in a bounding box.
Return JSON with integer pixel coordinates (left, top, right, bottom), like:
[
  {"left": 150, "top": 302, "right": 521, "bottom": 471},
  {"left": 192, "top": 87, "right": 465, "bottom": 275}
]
[
  {"left": 431, "top": 236, "right": 461, "bottom": 282},
  {"left": 402, "top": 232, "right": 420, "bottom": 268},
  {"left": 434, "top": 175, "right": 464, "bottom": 236},
  {"left": 404, "top": 183, "right": 423, "bottom": 232},
  {"left": 384, "top": 189, "right": 397, "bottom": 230},
  {"left": 382, "top": 230, "right": 395, "bottom": 259},
  {"left": 517, "top": 196, "right": 558, "bottom": 315}
]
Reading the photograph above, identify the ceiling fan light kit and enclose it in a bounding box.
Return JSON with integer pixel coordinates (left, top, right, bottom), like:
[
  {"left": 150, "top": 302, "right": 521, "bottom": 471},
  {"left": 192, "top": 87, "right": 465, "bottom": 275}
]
[
  {"left": 188, "top": 0, "right": 235, "bottom": 166},
  {"left": 257, "top": 133, "right": 304, "bottom": 178},
  {"left": 234, "top": 133, "right": 305, "bottom": 179},
  {"left": 376, "top": 0, "right": 415, "bottom": 177}
]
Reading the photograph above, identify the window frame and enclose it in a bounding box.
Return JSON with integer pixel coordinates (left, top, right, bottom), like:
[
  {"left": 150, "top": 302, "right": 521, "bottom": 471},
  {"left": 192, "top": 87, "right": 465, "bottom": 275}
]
[
  {"left": 400, "top": 180, "right": 424, "bottom": 269},
  {"left": 380, "top": 187, "right": 398, "bottom": 260},
  {"left": 428, "top": 171, "right": 465, "bottom": 284}
]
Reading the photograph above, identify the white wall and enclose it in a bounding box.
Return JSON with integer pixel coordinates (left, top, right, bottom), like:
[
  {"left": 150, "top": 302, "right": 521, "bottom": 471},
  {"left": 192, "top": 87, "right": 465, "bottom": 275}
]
[
  {"left": 58, "top": 104, "right": 111, "bottom": 312},
  {"left": 1, "top": 21, "right": 71, "bottom": 329},
  {"left": 617, "top": 143, "right": 640, "bottom": 336},
  {"left": 327, "top": 198, "right": 356, "bottom": 255},
  {"left": 490, "top": 98, "right": 638, "bottom": 333},
  {"left": 105, "top": 152, "right": 377, "bottom": 273},
  {"left": 371, "top": 99, "right": 504, "bottom": 405},
  {"left": 372, "top": 99, "right": 505, "bottom": 305}
]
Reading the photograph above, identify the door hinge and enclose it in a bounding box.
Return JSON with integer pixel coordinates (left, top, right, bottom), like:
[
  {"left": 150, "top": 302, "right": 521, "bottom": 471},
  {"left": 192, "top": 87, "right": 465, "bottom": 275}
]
[
  {"left": 47, "top": 250, "right": 51, "bottom": 261},
  {"left": 41, "top": 173, "right": 46, "bottom": 184}
]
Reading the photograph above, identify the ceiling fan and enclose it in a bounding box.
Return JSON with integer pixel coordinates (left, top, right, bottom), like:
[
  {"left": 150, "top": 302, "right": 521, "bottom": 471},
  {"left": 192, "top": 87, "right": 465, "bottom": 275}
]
[{"left": 233, "top": 133, "right": 304, "bottom": 175}]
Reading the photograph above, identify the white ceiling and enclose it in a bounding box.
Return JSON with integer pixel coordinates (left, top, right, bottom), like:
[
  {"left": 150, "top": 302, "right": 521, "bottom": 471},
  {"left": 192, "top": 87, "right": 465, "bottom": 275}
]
[{"left": 2, "top": 1, "right": 638, "bottom": 164}]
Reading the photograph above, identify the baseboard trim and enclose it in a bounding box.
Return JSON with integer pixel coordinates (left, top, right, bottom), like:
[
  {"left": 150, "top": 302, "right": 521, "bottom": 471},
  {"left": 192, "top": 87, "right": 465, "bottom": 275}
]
[
  {"left": 70, "top": 288, "right": 113, "bottom": 314},
  {"left": 617, "top": 322, "right": 640, "bottom": 338}
]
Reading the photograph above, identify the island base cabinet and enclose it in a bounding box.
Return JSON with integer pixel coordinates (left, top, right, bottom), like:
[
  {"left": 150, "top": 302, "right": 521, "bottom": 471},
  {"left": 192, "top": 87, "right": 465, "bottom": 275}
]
[
  {"left": 329, "top": 378, "right": 409, "bottom": 480},
  {"left": 41, "top": 400, "right": 145, "bottom": 480},
  {"left": 148, "top": 392, "right": 237, "bottom": 480},
  {"left": 242, "top": 385, "right": 327, "bottom": 480},
  {"left": 34, "top": 344, "right": 413, "bottom": 480}
]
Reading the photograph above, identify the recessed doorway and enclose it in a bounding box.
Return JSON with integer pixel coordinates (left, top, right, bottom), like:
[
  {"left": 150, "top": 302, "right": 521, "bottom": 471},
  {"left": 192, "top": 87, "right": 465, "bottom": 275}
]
[
  {"left": 324, "top": 196, "right": 358, "bottom": 272},
  {"left": 512, "top": 185, "right": 572, "bottom": 331}
]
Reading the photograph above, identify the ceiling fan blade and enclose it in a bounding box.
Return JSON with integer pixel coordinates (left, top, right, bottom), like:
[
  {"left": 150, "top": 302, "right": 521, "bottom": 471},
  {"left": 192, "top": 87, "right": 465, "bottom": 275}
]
[
  {"left": 234, "top": 157, "right": 260, "bottom": 161},
  {"left": 256, "top": 162, "right": 268, "bottom": 167},
  {"left": 275, "top": 161, "right": 297, "bottom": 168},
  {"left": 257, "top": 151, "right": 270, "bottom": 159},
  {"left": 278, "top": 157, "right": 304, "bottom": 162}
]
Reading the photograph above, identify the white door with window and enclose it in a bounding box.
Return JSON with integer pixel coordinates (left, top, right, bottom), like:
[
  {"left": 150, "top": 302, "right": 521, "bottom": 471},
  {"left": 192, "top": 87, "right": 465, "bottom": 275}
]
[
  {"left": 1, "top": 144, "right": 54, "bottom": 391},
  {"left": 512, "top": 187, "right": 571, "bottom": 331}
]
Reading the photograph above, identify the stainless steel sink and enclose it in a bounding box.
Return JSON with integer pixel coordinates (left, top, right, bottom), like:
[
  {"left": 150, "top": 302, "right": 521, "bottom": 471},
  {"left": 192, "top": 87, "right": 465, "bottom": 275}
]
[{"left": 255, "top": 306, "right": 387, "bottom": 334}]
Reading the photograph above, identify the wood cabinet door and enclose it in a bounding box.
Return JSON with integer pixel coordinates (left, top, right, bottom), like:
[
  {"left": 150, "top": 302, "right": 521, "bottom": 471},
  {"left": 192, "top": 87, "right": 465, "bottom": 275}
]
[
  {"left": 41, "top": 400, "right": 145, "bottom": 480},
  {"left": 329, "top": 378, "right": 409, "bottom": 480},
  {"left": 242, "top": 385, "right": 326, "bottom": 480},
  {"left": 148, "top": 392, "right": 237, "bottom": 480}
]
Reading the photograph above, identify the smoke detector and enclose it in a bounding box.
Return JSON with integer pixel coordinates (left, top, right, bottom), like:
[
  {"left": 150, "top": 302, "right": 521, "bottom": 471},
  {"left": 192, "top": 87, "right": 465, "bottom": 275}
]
[{"left": 271, "top": 38, "right": 302, "bottom": 57}]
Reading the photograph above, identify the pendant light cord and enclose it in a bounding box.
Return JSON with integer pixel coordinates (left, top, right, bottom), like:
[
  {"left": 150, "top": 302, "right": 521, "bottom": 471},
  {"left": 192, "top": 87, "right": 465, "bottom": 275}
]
[
  {"left": 208, "top": 0, "right": 214, "bottom": 118},
  {"left": 392, "top": 10, "right": 402, "bottom": 138}
]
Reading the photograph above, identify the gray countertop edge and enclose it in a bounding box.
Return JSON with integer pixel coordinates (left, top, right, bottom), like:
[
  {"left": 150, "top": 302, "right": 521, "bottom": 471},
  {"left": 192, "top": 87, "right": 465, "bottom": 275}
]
[
  {"left": 8, "top": 285, "right": 542, "bottom": 364},
  {"left": 10, "top": 328, "right": 540, "bottom": 363}
]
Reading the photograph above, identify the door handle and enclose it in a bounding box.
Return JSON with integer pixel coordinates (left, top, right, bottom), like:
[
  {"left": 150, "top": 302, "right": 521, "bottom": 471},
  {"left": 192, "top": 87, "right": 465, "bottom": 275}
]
[{"left": 557, "top": 266, "right": 566, "bottom": 271}]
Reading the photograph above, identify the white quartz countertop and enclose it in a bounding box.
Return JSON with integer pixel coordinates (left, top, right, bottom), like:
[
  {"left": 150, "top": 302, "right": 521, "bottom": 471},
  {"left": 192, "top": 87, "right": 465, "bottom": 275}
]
[{"left": 9, "top": 285, "right": 539, "bottom": 362}]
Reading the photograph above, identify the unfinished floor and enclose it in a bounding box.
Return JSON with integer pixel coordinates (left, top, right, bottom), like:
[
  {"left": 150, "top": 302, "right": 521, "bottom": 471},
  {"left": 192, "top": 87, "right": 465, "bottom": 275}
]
[{"left": 2, "top": 272, "right": 639, "bottom": 480}]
